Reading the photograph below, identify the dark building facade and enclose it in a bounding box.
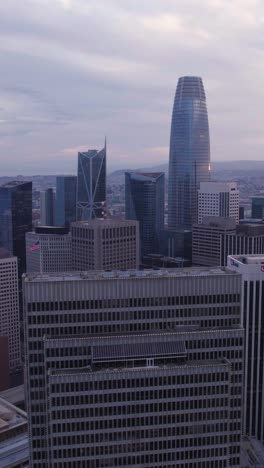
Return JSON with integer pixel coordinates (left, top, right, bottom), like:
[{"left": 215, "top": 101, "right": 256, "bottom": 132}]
[
  {"left": 251, "top": 197, "right": 264, "bottom": 219},
  {"left": 125, "top": 172, "right": 164, "bottom": 257},
  {"left": 55, "top": 176, "right": 77, "bottom": 228},
  {"left": 168, "top": 76, "right": 210, "bottom": 229},
  {"left": 40, "top": 188, "right": 55, "bottom": 226},
  {"left": 0, "top": 181, "right": 32, "bottom": 274},
  {"left": 77, "top": 144, "right": 106, "bottom": 221}
]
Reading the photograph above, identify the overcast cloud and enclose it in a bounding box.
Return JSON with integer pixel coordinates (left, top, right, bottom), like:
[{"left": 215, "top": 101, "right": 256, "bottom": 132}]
[{"left": 0, "top": 0, "right": 264, "bottom": 174}]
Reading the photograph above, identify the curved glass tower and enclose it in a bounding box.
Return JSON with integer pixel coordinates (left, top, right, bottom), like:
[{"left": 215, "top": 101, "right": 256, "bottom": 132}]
[{"left": 168, "top": 76, "right": 210, "bottom": 229}]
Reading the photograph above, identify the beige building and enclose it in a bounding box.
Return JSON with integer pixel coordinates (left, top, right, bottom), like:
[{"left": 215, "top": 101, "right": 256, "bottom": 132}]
[
  {"left": 0, "top": 253, "right": 21, "bottom": 371},
  {"left": 71, "top": 218, "right": 140, "bottom": 270}
]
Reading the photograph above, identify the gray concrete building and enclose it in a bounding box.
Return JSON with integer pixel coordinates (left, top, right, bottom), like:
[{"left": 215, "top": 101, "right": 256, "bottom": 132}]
[
  {"left": 71, "top": 218, "right": 139, "bottom": 271},
  {"left": 193, "top": 217, "right": 264, "bottom": 266},
  {"left": 24, "top": 267, "right": 243, "bottom": 467}
]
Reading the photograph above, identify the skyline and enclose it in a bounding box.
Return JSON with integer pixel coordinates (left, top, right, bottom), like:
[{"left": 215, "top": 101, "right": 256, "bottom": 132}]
[{"left": 1, "top": 1, "right": 264, "bottom": 174}]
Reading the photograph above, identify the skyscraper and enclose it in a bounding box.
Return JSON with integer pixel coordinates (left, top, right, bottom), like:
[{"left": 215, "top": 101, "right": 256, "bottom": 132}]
[
  {"left": 55, "top": 176, "right": 77, "bottom": 228},
  {"left": 0, "top": 181, "right": 32, "bottom": 274},
  {"left": 168, "top": 76, "right": 210, "bottom": 229},
  {"left": 77, "top": 143, "right": 106, "bottom": 221},
  {"left": 24, "top": 267, "right": 243, "bottom": 467},
  {"left": 40, "top": 188, "right": 55, "bottom": 226},
  {"left": 125, "top": 172, "right": 164, "bottom": 257}
]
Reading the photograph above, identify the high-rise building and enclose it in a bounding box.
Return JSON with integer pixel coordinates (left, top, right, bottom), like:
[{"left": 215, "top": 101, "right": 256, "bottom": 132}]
[
  {"left": 40, "top": 188, "right": 55, "bottom": 226},
  {"left": 77, "top": 144, "right": 106, "bottom": 221},
  {"left": 227, "top": 254, "right": 264, "bottom": 443},
  {"left": 125, "top": 172, "right": 164, "bottom": 257},
  {"left": 26, "top": 226, "right": 72, "bottom": 273},
  {"left": 193, "top": 218, "right": 264, "bottom": 267},
  {"left": 24, "top": 267, "right": 243, "bottom": 467},
  {"left": 55, "top": 176, "right": 77, "bottom": 228},
  {"left": 251, "top": 197, "right": 264, "bottom": 219},
  {"left": 168, "top": 76, "right": 210, "bottom": 229},
  {"left": 71, "top": 219, "right": 139, "bottom": 270},
  {"left": 0, "top": 181, "right": 32, "bottom": 275},
  {"left": 198, "top": 182, "right": 239, "bottom": 224},
  {"left": 0, "top": 252, "right": 21, "bottom": 371}
]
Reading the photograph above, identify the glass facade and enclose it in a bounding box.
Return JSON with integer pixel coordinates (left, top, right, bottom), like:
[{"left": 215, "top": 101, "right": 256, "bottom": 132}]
[
  {"left": 125, "top": 172, "right": 164, "bottom": 257},
  {"left": 251, "top": 197, "right": 264, "bottom": 219},
  {"left": 168, "top": 76, "right": 210, "bottom": 229},
  {"left": 77, "top": 145, "right": 106, "bottom": 220},
  {"left": 0, "top": 181, "right": 32, "bottom": 274},
  {"left": 55, "top": 176, "right": 77, "bottom": 228}
]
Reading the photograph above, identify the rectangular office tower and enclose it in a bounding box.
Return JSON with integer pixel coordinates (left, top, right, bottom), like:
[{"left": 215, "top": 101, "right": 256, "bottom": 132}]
[
  {"left": 0, "top": 253, "right": 21, "bottom": 371},
  {"left": 55, "top": 176, "right": 77, "bottom": 228},
  {"left": 227, "top": 254, "right": 264, "bottom": 443},
  {"left": 125, "top": 172, "right": 164, "bottom": 257},
  {"left": 24, "top": 267, "right": 243, "bottom": 467},
  {"left": 71, "top": 219, "right": 139, "bottom": 270},
  {"left": 0, "top": 181, "right": 32, "bottom": 275},
  {"left": 40, "top": 188, "right": 55, "bottom": 226},
  {"left": 26, "top": 226, "right": 72, "bottom": 273},
  {"left": 198, "top": 182, "right": 239, "bottom": 224}
]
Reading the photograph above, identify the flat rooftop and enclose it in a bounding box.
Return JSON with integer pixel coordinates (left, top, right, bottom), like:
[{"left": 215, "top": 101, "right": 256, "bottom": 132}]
[
  {"left": 0, "top": 386, "right": 25, "bottom": 406},
  {"left": 0, "top": 433, "right": 28, "bottom": 467},
  {"left": 71, "top": 218, "right": 137, "bottom": 228},
  {"left": 0, "top": 398, "right": 27, "bottom": 435},
  {"left": 24, "top": 266, "right": 237, "bottom": 283},
  {"left": 229, "top": 254, "right": 264, "bottom": 265}
]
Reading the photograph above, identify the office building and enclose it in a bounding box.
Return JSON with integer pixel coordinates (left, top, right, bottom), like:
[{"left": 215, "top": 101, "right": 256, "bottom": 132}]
[
  {"left": 228, "top": 254, "right": 264, "bottom": 444},
  {"left": 40, "top": 188, "right": 55, "bottom": 226},
  {"left": 77, "top": 144, "right": 106, "bottom": 221},
  {"left": 125, "top": 172, "right": 164, "bottom": 257},
  {"left": 251, "top": 197, "right": 264, "bottom": 219},
  {"left": 168, "top": 76, "right": 210, "bottom": 229},
  {"left": 193, "top": 218, "right": 264, "bottom": 267},
  {"left": 0, "top": 253, "right": 21, "bottom": 371},
  {"left": 198, "top": 182, "right": 239, "bottom": 224},
  {"left": 0, "top": 397, "right": 28, "bottom": 468},
  {"left": 0, "top": 337, "right": 9, "bottom": 391},
  {"left": 24, "top": 267, "right": 243, "bottom": 467},
  {"left": 159, "top": 228, "right": 192, "bottom": 263},
  {"left": 26, "top": 226, "right": 71, "bottom": 273},
  {"left": 0, "top": 181, "right": 32, "bottom": 274},
  {"left": 55, "top": 176, "right": 77, "bottom": 228},
  {"left": 71, "top": 219, "right": 139, "bottom": 270}
]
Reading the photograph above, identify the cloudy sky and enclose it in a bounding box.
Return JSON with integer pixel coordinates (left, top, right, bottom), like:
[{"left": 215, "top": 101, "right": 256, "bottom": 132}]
[{"left": 0, "top": 0, "right": 264, "bottom": 174}]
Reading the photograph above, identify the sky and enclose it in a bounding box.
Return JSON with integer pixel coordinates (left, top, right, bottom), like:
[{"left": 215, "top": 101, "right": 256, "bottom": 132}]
[{"left": 0, "top": 0, "right": 264, "bottom": 174}]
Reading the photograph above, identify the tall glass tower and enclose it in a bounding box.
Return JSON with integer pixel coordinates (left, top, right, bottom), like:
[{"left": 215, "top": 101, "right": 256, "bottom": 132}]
[
  {"left": 55, "top": 176, "right": 77, "bottom": 228},
  {"left": 77, "top": 142, "right": 106, "bottom": 221},
  {"left": 125, "top": 172, "right": 164, "bottom": 257},
  {"left": 168, "top": 76, "right": 210, "bottom": 229}
]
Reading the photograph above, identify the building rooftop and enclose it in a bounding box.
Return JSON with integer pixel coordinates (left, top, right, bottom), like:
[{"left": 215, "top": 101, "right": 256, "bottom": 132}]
[
  {"left": 241, "top": 436, "right": 264, "bottom": 467},
  {"left": 229, "top": 254, "right": 264, "bottom": 265},
  {"left": 0, "top": 386, "right": 25, "bottom": 407},
  {"left": 0, "top": 398, "right": 27, "bottom": 436},
  {"left": 0, "top": 180, "right": 31, "bottom": 189},
  {"left": 23, "top": 266, "right": 237, "bottom": 283},
  {"left": 71, "top": 218, "right": 137, "bottom": 228},
  {"left": 0, "top": 433, "right": 28, "bottom": 468}
]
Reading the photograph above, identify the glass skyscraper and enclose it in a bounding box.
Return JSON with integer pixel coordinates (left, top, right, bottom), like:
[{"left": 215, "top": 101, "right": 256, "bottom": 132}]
[
  {"left": 55, "top": 176, "right": 77, "bottom": 228},
  {"left": 168, "top": 76, "right": 210, "bottom": 229},
  {"left": 77, "top": 143, "right": 106, "bottom": 221},
  {"left": 0, "top": 181, "right": 32, "bottom": 274},
  {"left": 125, "top": 172, "right": 164, "bottom": 257}
]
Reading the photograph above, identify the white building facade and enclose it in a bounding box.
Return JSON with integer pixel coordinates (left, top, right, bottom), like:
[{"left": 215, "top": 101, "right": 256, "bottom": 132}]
[
  {"left": 198, "top": 182, "right": 239, "bottom": 224},
  {"left": 0, "top": 256, "right": 21, "bottom": 370},
  {"left": 228, "top": 254, "right": 264, "bottom": 443}
]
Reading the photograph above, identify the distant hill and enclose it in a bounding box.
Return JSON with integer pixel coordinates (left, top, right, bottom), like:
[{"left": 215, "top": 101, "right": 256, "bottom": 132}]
[{"left": 108, "top": 160, "right": 264, "bottom": 184}]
